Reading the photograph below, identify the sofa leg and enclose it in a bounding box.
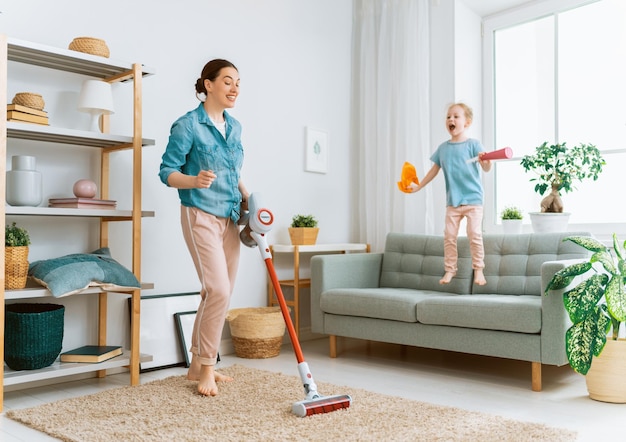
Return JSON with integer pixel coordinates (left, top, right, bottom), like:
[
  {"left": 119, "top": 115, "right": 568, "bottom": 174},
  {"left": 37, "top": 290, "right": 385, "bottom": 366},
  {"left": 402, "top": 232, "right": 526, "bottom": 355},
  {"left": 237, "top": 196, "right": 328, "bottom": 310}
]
[
  {"left": 329, "top": 335, "right": 337, "bottom": 358},
  {"left": 531, "top": 361, "right": 542, "bottom": 391}
]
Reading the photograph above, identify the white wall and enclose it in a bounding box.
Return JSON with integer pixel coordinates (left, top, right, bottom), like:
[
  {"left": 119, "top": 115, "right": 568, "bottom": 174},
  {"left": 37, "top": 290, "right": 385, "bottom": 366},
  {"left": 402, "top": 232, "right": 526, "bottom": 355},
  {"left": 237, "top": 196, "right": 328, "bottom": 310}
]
[
  {"left": 2, "top": 0, "right": 353, "bottom": 348},
  {"left": 2, "top": 0, "right": 486, "bottom": 354}
]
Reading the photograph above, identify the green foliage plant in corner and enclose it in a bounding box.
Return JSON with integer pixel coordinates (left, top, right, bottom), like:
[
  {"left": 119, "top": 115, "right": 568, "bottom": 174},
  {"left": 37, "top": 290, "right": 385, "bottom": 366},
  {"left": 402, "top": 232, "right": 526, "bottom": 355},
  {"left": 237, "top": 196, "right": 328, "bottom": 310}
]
[
  {"left": 500, "top": 206, "right": 523, "bottom": 220},
  {"left": 545, "top": 234, "right": 626, "bottom": 375},
  {"left": 520, "top": 142, "right": 605, "bottom": 213},
  {"left": 290, "top": 214, "right": 318, "bottom": 228},
  {"left": 5, "top": 222, "right": 31, "bottom": 247}
]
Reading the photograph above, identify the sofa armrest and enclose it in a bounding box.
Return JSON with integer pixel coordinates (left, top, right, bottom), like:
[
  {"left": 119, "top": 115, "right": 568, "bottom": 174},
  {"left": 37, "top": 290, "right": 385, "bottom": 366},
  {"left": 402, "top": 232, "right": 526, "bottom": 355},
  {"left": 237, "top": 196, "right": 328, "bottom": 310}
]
[
  {"left": 310, "top": 252, "right": 383, "bottom": 333},
  {"left": 540, "top": 258, "right": 587, "bottom": 365}
]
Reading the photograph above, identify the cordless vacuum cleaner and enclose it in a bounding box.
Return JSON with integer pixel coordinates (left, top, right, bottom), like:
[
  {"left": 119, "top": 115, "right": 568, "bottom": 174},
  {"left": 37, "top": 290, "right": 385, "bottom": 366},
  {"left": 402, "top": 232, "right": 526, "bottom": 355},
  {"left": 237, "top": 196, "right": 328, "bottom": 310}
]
[{"left": 239, "top": 193, "right": 352, "bottom": 417}]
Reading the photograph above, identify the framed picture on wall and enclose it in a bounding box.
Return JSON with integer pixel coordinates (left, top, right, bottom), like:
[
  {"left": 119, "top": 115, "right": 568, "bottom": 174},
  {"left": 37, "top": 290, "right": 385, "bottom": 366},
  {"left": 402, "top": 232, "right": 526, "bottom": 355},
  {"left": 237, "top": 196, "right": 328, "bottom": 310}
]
[{"left": 305, "top": 127, "right": 328, "bottom": 174}]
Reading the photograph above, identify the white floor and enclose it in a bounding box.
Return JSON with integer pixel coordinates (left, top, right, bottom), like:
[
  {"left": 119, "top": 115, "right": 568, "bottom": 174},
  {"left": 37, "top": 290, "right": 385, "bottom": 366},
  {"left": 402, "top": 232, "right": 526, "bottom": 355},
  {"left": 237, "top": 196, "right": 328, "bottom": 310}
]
[{"left": 0, "top": 337, "right": 618, "bottom": 441}]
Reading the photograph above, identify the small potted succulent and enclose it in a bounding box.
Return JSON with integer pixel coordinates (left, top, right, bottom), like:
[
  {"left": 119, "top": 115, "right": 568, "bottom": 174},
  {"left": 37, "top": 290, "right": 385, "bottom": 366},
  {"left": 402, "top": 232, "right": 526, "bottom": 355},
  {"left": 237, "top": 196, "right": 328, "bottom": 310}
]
[
  {"left": 500, "top": 206, "right": 523, "bottom": 234},
  {"left": 5, "top": 222, "right": 31, "bottom": 289},
  {"left": 288, "top": 214, "right": 319, "bottom": 245},
  {"left": 520, "top": 142, "right": 604, "bottom": 232}
]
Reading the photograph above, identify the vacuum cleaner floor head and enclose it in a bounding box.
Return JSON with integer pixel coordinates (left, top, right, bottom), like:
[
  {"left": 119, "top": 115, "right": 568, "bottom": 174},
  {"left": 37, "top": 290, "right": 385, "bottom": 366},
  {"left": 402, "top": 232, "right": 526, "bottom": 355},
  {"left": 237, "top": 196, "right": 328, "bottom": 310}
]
[{"left": 292, "top": 394, "right": 352, "bottom": 417}]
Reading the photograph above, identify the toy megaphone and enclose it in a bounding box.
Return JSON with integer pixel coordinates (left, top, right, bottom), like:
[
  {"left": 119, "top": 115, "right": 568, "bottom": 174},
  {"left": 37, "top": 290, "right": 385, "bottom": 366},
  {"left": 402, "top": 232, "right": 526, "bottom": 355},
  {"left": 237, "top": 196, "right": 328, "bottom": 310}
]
[{"left": 466, "top": 147, "right": 513, "bottom": 163}]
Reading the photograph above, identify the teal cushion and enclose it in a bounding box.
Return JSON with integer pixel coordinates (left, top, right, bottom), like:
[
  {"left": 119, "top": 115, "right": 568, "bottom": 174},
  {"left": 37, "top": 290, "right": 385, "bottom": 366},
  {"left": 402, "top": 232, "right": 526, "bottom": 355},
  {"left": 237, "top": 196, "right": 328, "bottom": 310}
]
[{"left": 28, "top": 248, "right": 140, "bottom": 297}]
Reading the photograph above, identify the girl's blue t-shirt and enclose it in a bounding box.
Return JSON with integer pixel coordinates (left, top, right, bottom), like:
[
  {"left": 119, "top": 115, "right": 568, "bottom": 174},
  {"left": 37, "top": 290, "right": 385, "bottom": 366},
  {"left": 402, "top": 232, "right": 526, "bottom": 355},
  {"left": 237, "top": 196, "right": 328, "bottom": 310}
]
[{"left": 430, "top": 138, "right": 484, "bottom": 207}]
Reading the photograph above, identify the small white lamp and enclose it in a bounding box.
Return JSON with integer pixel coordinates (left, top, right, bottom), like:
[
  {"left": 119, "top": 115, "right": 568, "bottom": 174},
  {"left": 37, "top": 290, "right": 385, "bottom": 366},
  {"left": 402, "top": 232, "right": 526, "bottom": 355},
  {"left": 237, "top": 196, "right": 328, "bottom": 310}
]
[{"left": 77, "top": 80, "right": 115, "bottom": 132}]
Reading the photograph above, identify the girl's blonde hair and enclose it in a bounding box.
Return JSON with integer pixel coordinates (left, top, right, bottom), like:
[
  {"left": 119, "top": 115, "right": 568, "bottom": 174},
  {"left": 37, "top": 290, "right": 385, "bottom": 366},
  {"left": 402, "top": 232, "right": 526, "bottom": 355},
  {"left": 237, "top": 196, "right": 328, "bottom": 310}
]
[{"left": 448, "top": 102, "right": 473, "bottom": 122}]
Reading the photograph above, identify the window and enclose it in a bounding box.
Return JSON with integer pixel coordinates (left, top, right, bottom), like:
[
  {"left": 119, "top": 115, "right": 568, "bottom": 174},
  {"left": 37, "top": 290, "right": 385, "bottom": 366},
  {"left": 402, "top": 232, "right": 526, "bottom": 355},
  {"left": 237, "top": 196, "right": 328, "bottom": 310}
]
[{"left": 483, "top": 0, "right": 626, "bottom": 233}]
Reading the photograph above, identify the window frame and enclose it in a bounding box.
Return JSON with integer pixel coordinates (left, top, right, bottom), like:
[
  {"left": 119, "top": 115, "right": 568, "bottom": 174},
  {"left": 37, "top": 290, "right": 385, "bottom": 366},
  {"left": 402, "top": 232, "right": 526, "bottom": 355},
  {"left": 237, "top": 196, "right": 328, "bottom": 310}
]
[{"left": 481, "top": 0, "right": 623, "bottom": 242}]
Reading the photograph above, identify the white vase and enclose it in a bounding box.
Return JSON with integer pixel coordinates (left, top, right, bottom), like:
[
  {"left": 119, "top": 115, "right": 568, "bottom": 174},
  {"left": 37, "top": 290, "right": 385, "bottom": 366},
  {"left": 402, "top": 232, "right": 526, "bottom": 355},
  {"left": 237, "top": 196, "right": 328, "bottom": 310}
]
[
  {"left": 6, "top": 155, "right": 43, "bottom": 207},
  {"left": 529, "top": 212, "right": 570, "bottom": 233}
]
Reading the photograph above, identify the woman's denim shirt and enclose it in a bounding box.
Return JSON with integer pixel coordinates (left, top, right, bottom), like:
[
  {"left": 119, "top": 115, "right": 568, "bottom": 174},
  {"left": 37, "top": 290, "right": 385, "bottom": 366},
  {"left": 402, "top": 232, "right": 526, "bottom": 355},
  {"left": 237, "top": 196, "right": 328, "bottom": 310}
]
[{"left": 159, "top": 104, "right": 244, "bottom": 222}]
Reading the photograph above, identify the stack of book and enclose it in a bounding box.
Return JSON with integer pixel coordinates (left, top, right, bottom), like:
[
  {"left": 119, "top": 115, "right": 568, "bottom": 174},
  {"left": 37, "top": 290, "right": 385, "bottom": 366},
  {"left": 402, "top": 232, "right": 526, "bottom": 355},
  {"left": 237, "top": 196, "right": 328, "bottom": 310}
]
[
  {"left": 49, "top": 197, "right": 117, "bottom": 209},
  {"left": 6, "top": 103, "right": 49, "bottom": 125}
]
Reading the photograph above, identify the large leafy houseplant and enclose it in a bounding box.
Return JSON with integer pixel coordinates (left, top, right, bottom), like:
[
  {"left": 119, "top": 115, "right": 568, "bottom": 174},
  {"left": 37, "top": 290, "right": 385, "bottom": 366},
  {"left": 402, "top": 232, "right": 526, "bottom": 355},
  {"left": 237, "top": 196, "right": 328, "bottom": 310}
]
[
  {"left": 520, "top": 142, "right": 605, "bottom": 213},
  {"left": 545, "top": 235, "right": 626, "bottom": 375}
]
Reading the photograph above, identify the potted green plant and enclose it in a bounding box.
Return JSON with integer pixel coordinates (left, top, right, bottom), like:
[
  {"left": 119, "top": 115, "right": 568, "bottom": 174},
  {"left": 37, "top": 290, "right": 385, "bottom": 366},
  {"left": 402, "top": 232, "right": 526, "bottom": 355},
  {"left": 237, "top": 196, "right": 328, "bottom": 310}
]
[
  {"left": 520, "top": 142, "right": 605, "bottom": 232},
  {"left": 5, "top": 221, "right": 31, "bottom": 289},
  {"left": 545, "top": 234, "right": 626, "bottom": 403},
  {"left": 288, "top": 214, "right": 319, "bottom": 245},
  {"left": 500, "top": 206, "right": 523, "bottom": 234}
]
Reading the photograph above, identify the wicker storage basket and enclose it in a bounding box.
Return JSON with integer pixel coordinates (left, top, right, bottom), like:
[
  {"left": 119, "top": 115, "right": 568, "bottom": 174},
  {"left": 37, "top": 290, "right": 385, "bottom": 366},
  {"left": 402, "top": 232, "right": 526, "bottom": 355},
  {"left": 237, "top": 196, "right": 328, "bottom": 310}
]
[
  {"left": 226, "top": 307, "right": 287, "bottom": 359},
  {"left": 12, "top": 92, "right": 45, "bottom": 111},
  {"left": 4, "top": 303, "right": 65, "bottom": 370},
  {"left": 5, "top": 246, "right": 29, "bottom": 289},
  {"left": 68, "top": 37, "right": 110, "bottom": 58}
]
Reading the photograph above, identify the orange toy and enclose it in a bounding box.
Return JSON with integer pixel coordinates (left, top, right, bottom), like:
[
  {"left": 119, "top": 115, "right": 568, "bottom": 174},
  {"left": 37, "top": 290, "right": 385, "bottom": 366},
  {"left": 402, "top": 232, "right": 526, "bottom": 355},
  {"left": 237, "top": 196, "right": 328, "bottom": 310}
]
[{"left": 397, "top": 161, "right": 419, "bottom": 193}]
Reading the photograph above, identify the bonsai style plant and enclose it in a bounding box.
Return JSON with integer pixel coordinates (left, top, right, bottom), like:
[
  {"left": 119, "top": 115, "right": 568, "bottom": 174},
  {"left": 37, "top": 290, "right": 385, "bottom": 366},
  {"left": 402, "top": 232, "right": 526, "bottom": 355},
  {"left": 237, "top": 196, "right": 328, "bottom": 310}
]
[
  {"left": 5, "top": 221, "right": 31, "bottom": 289},
  {"left": 545, "top": 234, "right": 626, "bottom": 402},
  {"left": 289, "top": 214, "right": 319, "bottom": 245},
  {"left": 520, "top": 142, "right": 605, "bottom": 213}
]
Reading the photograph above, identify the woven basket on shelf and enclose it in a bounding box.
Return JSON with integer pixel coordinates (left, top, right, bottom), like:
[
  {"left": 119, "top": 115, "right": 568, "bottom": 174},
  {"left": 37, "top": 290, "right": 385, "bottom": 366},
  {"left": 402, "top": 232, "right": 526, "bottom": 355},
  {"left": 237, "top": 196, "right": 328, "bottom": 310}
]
[
  {"left": 226, "top": 307, "right": 287, "bottom": 359},
  {"left": 4, "top": 303, "right": 65, "bottom": 370},
  {"left": 5, "top": 246, "right": 29, "bottom": 289},
  {"left": 68, "top": 37, "right": 110, "bottom": 58},
  {"left": 12, "top": 92, "right": 45, "bottom": 111}
]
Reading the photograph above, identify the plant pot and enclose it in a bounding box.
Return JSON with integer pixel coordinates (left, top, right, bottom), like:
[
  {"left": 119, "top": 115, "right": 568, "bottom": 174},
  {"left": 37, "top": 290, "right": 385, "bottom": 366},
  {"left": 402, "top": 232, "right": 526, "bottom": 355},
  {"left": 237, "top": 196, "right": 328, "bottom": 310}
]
[
  {"left": 585, "top": 339, "right": 626, "bottom": 403},
  {"left": 288, "top": 227, "right": 319, "bottom": 245},
  {"left": 501, "top": 219, "right": 523, "bottom": 234},
  {"left": 5, "top": 246, "right": 29, "bottom": 289},
  {"left": 529, "top": 212, "right": 570, "bottom": 233}
]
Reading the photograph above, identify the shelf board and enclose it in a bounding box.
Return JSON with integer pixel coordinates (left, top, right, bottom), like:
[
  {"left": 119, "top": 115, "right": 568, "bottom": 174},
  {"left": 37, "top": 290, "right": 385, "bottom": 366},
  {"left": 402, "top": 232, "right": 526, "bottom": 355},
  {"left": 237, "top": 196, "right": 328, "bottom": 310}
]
[
  {"left": 6, "top": 122, "right": 155, "bottom": 148},
  {"left": 5, "top": 205, "right": 155, "bottom": 218},
  {"left": 7, "top": 37, "right": 155, "bottom": 78},
  {"left": 5, "top": 283, "right": 155, "bottom": 300},
  {"left": 3, "top": 351, "right": 153, "bottom": 386}
]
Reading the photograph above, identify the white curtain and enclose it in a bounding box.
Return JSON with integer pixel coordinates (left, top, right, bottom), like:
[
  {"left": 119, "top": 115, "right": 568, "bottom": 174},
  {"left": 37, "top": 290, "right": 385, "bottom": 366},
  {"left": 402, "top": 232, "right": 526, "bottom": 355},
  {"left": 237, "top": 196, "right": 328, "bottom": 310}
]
[{"left": 352, "top": 0, "right": 432, "bottom": 252}]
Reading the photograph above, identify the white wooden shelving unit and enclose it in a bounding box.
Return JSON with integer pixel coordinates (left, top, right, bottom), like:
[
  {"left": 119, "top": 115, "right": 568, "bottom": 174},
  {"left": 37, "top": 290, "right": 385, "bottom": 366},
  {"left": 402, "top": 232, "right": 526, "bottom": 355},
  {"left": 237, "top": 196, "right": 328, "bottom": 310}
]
[{"left": 0, "top": 35, "right": 155, "bottom": 411}]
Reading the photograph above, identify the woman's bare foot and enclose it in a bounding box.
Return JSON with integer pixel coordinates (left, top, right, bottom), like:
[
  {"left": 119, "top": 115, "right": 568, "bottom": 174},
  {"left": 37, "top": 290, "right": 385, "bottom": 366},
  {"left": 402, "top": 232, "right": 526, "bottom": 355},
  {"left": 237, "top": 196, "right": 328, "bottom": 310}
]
[
  {"left": 474, "top": 269, "right": 487, "bottom": 286},
  {"left": 197, "top": 364, "right": 218, "bottom": 396},
  {"left": 439, "top": 272, "right": 455, "bottom": 284},
  {"left": 187, "top": 355, "right": 234, "bottom": 383}
]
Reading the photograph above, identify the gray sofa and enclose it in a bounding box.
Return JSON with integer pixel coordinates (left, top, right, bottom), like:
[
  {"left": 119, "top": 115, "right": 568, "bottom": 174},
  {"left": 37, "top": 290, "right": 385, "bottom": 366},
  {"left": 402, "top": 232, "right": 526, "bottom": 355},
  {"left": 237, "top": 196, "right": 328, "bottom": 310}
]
[{"left": 310, "top": 232, "right": 591, "bottom": 391}]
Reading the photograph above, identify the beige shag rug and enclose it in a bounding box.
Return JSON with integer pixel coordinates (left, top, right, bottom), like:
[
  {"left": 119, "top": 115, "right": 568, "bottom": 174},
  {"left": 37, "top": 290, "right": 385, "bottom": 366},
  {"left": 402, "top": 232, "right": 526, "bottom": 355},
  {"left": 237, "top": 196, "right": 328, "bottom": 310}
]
[{"left": 7, "top": 364, "right": 576, "bottom": 442}]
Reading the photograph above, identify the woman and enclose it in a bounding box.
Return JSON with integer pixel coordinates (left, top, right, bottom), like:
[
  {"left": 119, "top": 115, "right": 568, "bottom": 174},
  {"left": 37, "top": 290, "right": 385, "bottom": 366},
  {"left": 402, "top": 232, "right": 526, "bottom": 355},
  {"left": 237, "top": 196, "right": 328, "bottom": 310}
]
[{"left": 159, "top": 59, "right": 249, "bottom": 396}]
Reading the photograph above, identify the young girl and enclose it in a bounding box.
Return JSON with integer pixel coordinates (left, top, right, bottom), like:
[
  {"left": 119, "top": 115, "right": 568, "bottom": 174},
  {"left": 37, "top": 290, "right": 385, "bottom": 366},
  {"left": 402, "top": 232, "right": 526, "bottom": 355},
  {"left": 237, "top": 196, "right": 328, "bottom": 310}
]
[
  {"left": 410, "top": 103, "right": 491, "bottom": 285},
  {"left": 159, "top": 59, "right": 249, "bottom": 396}
]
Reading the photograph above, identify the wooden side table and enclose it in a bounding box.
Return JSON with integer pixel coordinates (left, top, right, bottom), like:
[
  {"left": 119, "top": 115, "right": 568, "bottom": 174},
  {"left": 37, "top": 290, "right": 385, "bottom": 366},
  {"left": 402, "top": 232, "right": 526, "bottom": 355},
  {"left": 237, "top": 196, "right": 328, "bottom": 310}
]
[{"left": 268, "top": 243, "right": 370, "bottom": 337}]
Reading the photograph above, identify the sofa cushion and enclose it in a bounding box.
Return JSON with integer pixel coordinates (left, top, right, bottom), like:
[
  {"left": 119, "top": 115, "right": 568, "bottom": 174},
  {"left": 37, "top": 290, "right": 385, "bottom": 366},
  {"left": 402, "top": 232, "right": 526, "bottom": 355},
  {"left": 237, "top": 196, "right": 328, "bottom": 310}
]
[
  {"left": 320, "top": 288, "right": 450, "bottom": 323},
  {"left": 380, "top": 233, "right": 472, "bottom": 294},
  {"left": 415, "top": 294, "right": 541, "bottom": 333},
  {"left": 474, "top": 232, "right": 592, "bottom": 296}
]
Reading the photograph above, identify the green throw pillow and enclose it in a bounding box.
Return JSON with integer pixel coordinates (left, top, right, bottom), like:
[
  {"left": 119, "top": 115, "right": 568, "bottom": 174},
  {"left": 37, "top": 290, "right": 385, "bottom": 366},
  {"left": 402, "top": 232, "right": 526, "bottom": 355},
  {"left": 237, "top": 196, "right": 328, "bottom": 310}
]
[{"left": 28, "top": 247, "right": 140, "bottom": 297}]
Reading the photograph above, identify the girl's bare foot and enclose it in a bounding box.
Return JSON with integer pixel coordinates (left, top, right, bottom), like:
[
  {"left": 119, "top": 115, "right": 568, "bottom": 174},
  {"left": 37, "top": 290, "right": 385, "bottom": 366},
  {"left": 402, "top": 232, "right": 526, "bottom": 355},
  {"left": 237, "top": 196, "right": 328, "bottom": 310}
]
[
  {"left": 474, "top": 269, "right": 487, "bottom": 286},
  {"left": 439, "top": 272, "right": 455, "bottom": 284}
]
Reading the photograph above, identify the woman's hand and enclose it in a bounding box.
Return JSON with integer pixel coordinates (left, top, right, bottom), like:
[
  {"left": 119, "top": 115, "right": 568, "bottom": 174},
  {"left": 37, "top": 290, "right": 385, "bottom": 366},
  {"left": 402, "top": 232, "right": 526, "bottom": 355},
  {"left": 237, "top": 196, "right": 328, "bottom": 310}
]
[{"left": 196, "top": 170, "right": 217, "bottom": 188}]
